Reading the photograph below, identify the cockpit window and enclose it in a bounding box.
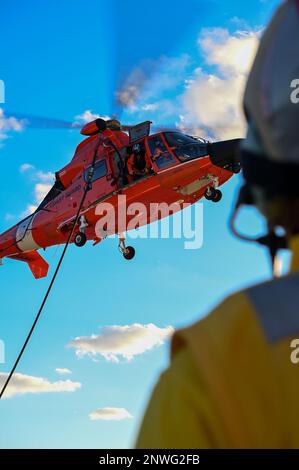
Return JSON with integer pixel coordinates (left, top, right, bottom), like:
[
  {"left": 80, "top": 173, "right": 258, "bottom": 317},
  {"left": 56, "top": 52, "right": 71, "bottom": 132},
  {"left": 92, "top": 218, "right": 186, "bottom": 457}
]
[
  {"left": 84, "top": 159, "right": 107, "bottom": 182},
  {"left": 147, "top": 135, "right": 177, "bottom": 169},
  {"left": 164, "top": 132, "right": 208, "bottom": 162},
  {"left": 164, "top": 132, "right": 197, "bottom": 147}
]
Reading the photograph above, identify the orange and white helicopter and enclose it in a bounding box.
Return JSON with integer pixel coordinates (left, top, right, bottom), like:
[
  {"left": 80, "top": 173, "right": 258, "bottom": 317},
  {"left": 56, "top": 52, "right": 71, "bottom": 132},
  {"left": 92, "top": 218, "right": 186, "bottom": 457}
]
[{"left": 0, "top": 117, "right": 241, "bottom": 279}]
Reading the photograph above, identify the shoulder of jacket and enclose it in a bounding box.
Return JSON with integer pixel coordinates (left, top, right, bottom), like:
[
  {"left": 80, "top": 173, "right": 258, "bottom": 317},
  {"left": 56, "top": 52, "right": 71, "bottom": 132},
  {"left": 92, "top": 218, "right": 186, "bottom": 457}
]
[
  {"left": 172, "top": 271, "right": 299, "bottom": 357},
  {"left": 171, "top": 290, "right": 249, "bottom": 358}
]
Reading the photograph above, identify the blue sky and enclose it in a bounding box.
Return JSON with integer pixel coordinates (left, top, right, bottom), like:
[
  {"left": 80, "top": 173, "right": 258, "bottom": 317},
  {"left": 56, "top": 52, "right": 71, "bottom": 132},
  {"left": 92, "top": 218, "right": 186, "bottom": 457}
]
[{"left": 0, "top": 0, "right": 282, "bottom": 449}]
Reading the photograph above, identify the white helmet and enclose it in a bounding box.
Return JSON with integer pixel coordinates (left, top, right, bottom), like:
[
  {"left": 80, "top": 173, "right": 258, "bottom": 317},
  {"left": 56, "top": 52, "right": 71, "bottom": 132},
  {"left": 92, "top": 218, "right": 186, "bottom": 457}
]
[{"left": 242, "top": 0, "right": 299, "bottom": 197}]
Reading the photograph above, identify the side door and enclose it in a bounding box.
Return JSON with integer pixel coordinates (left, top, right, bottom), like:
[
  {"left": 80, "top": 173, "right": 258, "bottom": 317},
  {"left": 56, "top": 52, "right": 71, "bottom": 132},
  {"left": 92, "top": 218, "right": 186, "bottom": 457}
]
[{"left": 146, "top": 134, "right": 179, "bottom": 172}]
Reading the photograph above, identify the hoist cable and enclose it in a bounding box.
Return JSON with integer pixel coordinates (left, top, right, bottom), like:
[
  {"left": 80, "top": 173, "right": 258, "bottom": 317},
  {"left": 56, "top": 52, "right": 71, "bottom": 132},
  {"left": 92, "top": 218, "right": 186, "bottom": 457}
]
[{"left": 0, "top": 137, "right": 101, "bottom": 399}]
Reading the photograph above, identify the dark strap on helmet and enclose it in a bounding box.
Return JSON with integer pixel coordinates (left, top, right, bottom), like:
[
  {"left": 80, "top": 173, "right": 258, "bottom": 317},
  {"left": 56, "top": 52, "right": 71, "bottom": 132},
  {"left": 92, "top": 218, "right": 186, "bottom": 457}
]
[{"left": 241, "top": 149, "right": 299, "bottom": 197}]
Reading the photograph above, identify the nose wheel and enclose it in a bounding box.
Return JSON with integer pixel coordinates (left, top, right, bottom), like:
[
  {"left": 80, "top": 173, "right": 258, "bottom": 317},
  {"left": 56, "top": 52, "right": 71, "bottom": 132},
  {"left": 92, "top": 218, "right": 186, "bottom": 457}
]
[
  {"left": 118, "top": 234, "right": 136, "bottom": 260},
  {"left": 74, "top": 232, "right": 87, "bottom": 247},
  {"left": 204, "top": 187, "right": 222, "bottom": 203},
  {"left": 74, "top": 215, "right": 88, "bottom": 247}
]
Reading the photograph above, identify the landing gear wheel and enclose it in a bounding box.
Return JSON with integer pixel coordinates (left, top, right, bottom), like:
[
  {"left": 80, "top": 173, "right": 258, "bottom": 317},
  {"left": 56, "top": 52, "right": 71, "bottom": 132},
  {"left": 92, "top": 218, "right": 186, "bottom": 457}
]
[
  {"left": 212, "top": 189, "right": 222, "bottom": 203},
  {"left": 204, "top": 187, "right": 222, "bottom": 203},
  {"left": 123, "top": 246, "right": 135, "bottom": 260},
  {"left": 74, "top": 232, "right": 87, "bottom": 247}
]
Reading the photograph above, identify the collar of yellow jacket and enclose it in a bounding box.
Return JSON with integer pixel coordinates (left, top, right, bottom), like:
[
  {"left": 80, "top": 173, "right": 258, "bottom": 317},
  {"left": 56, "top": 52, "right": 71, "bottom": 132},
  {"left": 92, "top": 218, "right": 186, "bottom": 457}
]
[{"left": 290, "top": 234, "right": 299, "bottom": 273}]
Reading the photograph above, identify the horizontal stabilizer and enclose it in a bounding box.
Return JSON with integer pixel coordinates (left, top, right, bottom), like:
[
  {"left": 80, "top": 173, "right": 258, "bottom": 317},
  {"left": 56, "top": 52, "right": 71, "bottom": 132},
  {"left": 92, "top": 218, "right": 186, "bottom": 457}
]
[{"left": 9, "top": 251, "right": 49, "bottom": 279}]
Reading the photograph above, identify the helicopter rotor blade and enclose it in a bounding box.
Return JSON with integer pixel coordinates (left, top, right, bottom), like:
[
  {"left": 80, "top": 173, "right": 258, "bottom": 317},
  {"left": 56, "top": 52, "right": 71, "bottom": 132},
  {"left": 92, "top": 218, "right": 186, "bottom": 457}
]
[
  {"left": 122, "top": 122, "right": 190, "bottom": 135},
  {"left": 1, "top": 108, "right": 202, "bottom": 139},
  {"left": 1, "top": 110, "right": 82, "bottom": 129}
]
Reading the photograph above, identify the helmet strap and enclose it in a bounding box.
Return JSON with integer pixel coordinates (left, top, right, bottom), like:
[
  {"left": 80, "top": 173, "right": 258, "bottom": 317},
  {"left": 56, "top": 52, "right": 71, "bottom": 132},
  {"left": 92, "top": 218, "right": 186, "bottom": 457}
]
[{"left": 230, "top": 184, "right": 288, "bottom": 276}]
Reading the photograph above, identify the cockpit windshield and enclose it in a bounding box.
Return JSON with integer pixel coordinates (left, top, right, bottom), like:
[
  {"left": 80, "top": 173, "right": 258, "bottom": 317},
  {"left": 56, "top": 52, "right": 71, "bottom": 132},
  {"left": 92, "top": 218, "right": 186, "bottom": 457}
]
[
  {"left": 164, "top": 132, "right": 198, "bottom": 146},
  {"left": 164, "top": 132, "right": 208, "bottom": 162}
]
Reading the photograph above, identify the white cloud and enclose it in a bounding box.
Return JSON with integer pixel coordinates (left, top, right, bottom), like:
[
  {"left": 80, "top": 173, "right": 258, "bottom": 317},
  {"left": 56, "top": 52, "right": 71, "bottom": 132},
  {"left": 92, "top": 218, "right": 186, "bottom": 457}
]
[
  {"left": 36, "top": 170, "right": 55, "bottom": 182},
  {"left": 21, "top": 184, "right": 51, "bottom": 217},
  {"left": 117, "top": 55, "right": 190, "bottom": 111},
  {"left": 34, "top": 182, "right": 52, "bottom": 203},
  {"left": 20, "top": 169, "right": 54, "bottom": 217},
  {"left": 74, "top": 110, "right": 110, "bottom": 124},
  {"left": 116, "top": 66, "right": 148, "bottom": 108},
  {"left": 20, "top": 163, "right": 35, "bottom": 173},
  {"left": 141, "top": 103, "right": 160, "bottom": 112},
  {"left": 89, "top": 407, "right": 133, "bottom": 421},
  {"left": 181, "top": 28, "right": 260, "bottom": 140},
  {"left": 0, "top": 372, "right": 81, "bottom": 398},
  {"left": 200, "top": 28, "right": 259, "bottom": 75},
  {"left": 0, "top": 108, "right": 24, "bottom": 145},
  {"left": 117, "top": 28, "right": 259, "bottom": 137},
  {"left": 68, "top": 323, "right": 174, "bottom": 363},
  {"left": 21, "top": 204, "right": 38, "bottom": 218},
  {"left": 55, "top": 368, "right": 72, "bottom": 376}
]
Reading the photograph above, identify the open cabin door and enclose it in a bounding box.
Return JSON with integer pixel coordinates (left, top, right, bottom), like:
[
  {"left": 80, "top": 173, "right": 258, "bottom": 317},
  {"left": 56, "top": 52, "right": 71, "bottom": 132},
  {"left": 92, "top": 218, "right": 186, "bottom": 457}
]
[{"left": 129, "top": 121, "right": 151, "bottom": 145}]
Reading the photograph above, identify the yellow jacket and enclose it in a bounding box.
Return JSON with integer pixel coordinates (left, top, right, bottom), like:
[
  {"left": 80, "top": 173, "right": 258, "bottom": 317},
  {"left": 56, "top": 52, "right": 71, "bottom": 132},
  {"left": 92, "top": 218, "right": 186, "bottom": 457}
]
[{"left": 136, "top": 237, "right": 299, "bottom": 448}]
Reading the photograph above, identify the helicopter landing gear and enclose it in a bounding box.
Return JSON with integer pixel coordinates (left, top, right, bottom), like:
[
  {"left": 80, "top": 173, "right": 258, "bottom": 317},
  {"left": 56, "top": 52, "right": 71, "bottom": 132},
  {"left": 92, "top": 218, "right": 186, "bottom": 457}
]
[
  {"left": 204, "top": 186, "right": 222, "bottom": 203},
  {"left": 74, "top": 232, "right": 87, "bottom": 247},
  {"left": 118, "top": 233, "right": 136, "bottom": 260},
  {"left": 74, "top": 216, "right": 88, "bottom": 247}
]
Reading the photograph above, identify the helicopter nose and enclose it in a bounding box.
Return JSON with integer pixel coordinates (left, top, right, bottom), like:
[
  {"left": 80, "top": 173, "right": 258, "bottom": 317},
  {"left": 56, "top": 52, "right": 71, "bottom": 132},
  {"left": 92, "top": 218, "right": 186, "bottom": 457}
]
[{"left": 208, "top": 138, "right": 243, "bottom": 173}]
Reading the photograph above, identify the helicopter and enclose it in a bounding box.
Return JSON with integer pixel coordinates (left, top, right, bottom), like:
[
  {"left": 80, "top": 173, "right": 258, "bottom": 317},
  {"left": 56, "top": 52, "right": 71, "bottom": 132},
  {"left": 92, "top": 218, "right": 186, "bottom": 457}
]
[{"left": 0, "top": 116, "right": 242, "bottom": 279}]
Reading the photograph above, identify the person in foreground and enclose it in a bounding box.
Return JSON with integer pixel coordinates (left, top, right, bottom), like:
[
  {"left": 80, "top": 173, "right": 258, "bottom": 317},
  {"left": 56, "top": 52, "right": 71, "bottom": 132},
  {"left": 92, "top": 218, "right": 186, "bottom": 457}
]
[{"left": 136, "top": 0, "right": 299, "bottom": 448}]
